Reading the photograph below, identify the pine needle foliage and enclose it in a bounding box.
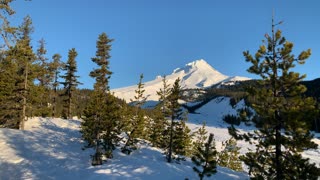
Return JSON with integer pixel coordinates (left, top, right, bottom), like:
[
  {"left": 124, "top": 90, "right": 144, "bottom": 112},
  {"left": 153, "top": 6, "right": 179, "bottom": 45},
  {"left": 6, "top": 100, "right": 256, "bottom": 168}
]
[
  {"left": 192, "top": 133, "right": 217, "bottom": 180},
  {"left": 60, "top": 48, "right": 81, "bottom": 119},
  {"left": 50, "top": 53, "right": 63, "bottom": 117},
  {"left": 122, "top": 74, "right": 147, "bottom": 155},
  {"left": 81, "top": 33, "right": 121, "bottom": 165},
  {"left": 149, "top": 76, "right": 170, "bottom": 148},
  {"left": 217, "top": 137, "right": 243, "bottom": 172},
  {"left": 229, "top": 16, "right": 320, "bottom": 179},
  {"left": 193, "top": 122, "right": 208, "bottom": 154},
  {"left": 167, "top": 78, "right": 192, "bottom": 162}
]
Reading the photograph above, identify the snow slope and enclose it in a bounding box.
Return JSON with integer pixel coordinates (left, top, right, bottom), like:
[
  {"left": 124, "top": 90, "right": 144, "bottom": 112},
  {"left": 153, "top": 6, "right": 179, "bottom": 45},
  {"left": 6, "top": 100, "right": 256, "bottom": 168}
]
[
  {"left": 1, "top": 98, "right": 319, "bottom": 179},
  {"left": 186, "top": 97, "right": 320, "bottom": 166},
  {"left": 0, "top": 117, "right": 249, "bottom": 180},
  {"left": 112, "top": 59, "right": 250, "bottom": 101}
]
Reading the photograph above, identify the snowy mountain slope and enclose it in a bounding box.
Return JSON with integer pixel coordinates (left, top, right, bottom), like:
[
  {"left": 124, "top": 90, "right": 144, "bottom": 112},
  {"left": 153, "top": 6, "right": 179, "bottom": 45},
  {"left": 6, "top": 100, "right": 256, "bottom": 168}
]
[
  {"left": 112, "top": 59, "right": 250, "bottom": 101},
  {"left": 186, "top": 97, "right": 320, "bottom": 166},
  {"left": 0, "top": 117, "right": 249, "bottom": 180}
]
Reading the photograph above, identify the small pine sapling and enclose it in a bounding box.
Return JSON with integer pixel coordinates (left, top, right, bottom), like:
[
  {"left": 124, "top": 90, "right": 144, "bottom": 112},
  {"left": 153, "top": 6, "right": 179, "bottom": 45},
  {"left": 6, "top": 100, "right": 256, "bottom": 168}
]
[
  {"left": 217, "top": 137, "right": 243, "bottom": 171},
  {"left": 192, "top": 133, "right": 217, "bottom": 180}
]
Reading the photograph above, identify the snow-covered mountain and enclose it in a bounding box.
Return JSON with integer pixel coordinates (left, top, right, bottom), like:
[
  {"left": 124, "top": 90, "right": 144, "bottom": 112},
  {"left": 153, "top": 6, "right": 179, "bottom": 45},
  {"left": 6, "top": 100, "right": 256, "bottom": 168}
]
[{"left": 112, "top": 59, "right": 250, "bottom": 101}]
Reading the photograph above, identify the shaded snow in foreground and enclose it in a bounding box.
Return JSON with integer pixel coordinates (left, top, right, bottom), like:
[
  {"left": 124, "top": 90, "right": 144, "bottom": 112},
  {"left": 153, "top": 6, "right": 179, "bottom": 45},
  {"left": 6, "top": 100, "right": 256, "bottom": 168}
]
[{"left": 0, "top": 117, "right": 248, "bottom": 180}]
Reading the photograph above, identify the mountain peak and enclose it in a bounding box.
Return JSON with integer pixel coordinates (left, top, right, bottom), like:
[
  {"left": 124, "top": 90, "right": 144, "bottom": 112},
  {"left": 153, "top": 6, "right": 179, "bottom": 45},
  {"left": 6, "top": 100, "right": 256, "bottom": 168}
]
[
  {"left": 186, "top": 59, "right": 208, "bottom": 67},
  {"left": 173, "top": 59, "right": 218, "bottom": 74},
  {"left": 113, "top": 59, "right": 249, "bottom": 101}
]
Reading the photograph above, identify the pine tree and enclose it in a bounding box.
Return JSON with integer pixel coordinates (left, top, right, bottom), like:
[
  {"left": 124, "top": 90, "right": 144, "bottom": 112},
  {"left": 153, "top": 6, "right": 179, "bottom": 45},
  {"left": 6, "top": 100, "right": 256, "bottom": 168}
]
[
  {"left": 157, "top": 75, "right": 171, "bottom": 115},
  {"left": 229, "top": 15, "right": 320, "bottom": 179},
  {"left": 81, "top": 32, "right": 121, "bottom": 165},
  {"left": 82, "top": 92, "right": 122, "bottom": 165},
  {"left": 50, "top": 53, "right": 63, "bottom": 117},
  {"left": 0, "top": 50, "right": 18, "bottom": 128},
  {"left": 193, "top": 122, "right": 208, "bottom": 154},
  {"left": 33, "top": 38, "right": 51, "bottom": 117},
  {"left": 167, "top": 78, "right": 191, "bottom": 162},
  {"left": 149, "top": 76, "right": 171, "bottom": 148},
  {"left": 0, "top": 5, "right": 31, "bottom": 128},
  {"left": 122, "top": 74, "right": 147, "bottom": 154},
  {"left": 13, "top": 15, "right": 36, "bottom": 130},
  {"left": 173, "top": 114, "right": 192, "bottom": 158},
  {"left": 0, "top": 0, "right": 17, "bottom": 49},
  {"left": 192, "top": 133, "right": 217, "bottom": 180},
  {"left": 217, "top": 137, "right": 243, "bottom": 172},
  {"left": 60, "top": 48, "right": 81, "bottom": 119}
]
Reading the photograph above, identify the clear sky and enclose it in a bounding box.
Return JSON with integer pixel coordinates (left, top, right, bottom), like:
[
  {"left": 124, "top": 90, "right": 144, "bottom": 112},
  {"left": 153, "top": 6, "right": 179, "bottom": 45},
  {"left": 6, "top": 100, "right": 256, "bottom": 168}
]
[{"left": 10, "top": 0, "right": 320, "bottom": 89}]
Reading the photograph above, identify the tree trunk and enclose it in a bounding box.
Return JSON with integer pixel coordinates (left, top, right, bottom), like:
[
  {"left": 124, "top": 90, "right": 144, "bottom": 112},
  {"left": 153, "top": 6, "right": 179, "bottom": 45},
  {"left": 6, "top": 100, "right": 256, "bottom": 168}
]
[
  {"left": 168, "top": 115, "right": 174, "bottom": 163},
  {"left": 52, "top": 72, "right": 58, "bottom": 118},
  {"left": 20, "top": 63, "right": 28, "bottom": 130},
  {"left": 271, "top": 13, "right": 283, "bottom": 180},
  {"left": 68, "top": 88, "right": 72, "bottom": 119},
  {"left": 275, "top": 110, "right": 282, "bottom": 180},
  {"left": 52, "top": 89, "right": 56, "bottom": 118},
  {"left": 92, "top": 115, "right": 102, "bottom": 166}
]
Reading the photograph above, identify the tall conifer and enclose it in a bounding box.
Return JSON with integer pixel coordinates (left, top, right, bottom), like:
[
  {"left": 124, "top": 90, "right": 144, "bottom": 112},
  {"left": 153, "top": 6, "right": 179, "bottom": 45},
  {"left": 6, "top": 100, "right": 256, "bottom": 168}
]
[
  {"left": 33, "top": 38, "right": 51, "bottom": 116},
  {"left": 167, "top": 78, "right": 191, "bottom": 162},
  {"left": 229, "top": 16, "right": 320, "bottom": 179},
  {"left": 149, "top": 76, "right": 171, "bottom": 148},
  {"left": 15, "top": 15, "right": 36, "bottom": 130},
  {"left": 81, "top": 32, "right": 121, "bottom": 165},
  {"left": 122, "top": 74, "right": 147, "bottom": 154},
  {"left": 50, "top": 53, "right": 63, "bottom": 117},
  {"left": 60, "top": 48, "right": 81, "bottom": 119}
]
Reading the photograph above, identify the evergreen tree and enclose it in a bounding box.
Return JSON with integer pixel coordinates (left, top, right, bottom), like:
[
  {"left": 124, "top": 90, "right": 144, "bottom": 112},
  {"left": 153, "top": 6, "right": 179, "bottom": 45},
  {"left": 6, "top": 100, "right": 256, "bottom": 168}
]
[
  {"left": 217, "top": 137, "right": 243, "bottom": 172},
  {"left": 122, "top": 74, "right": 147, "bottom": 154},
  {"left": 0, "top": 49, "right": 18, "bottom": 128},
  {"left": 33, "top": 38, "right": 51, "bottom": 117},
  {"left": 50, "top": 53, "right": 63, "bottom": 117},
  {"left": 193, "top": 122, "right": 208, "bottom": 154},
  {"left": 81, "top": 32, "right": 121, "bottom": 165},
  {"left": 13, "top": 15, "right": 36, "bottom": 130},
  {"left": 60, "top": 48, "right": 81, "bottom": 119},
  {"left": 0, "top": 0, "right": 18, "bottom": 49},
  {"left": 157, "top": 75, "right": 171, "bottom": 115},
  {"left": 192, "top": 133, "right": 217, "bottom": 180},
  {"left": 167, "top": 78, "right": 191, "bottom": 162},
  {"left": 36, "top": 39, "right": 51, "bottom": 87},
  {"left": 82, "top": 92, "right": 122, "bottom": 165},
  {"left": 229, "top": 16, "right": 320, "bottom": 179},
  {"left": 173, "top": 114, "right": 192, "bottom": 158},
  {"left": 149, "top": 76, "right": 170, "bottom": 148},
  {"left": 0, "top": 5, "right": 31, "bottom": 128}
]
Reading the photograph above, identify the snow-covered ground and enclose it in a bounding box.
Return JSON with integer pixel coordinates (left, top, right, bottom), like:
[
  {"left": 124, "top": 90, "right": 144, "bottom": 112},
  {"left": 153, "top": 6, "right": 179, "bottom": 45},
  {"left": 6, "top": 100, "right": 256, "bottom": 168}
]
[
  {"left": 1, "top": 97, "right": 319, "bottom": 179},
  {"left": 0, "top": 117, "right": 249, "bottom": 180}
]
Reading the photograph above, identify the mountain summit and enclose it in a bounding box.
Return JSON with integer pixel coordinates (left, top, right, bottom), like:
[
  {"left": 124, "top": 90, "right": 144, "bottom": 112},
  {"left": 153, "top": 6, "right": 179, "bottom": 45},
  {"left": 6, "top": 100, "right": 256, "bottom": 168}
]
[
  {"left": 172, "top": 59, "right": 228, "bottom": 88},
  {"left": 112, "top": 59, "right": 250, "bottom": 101}
]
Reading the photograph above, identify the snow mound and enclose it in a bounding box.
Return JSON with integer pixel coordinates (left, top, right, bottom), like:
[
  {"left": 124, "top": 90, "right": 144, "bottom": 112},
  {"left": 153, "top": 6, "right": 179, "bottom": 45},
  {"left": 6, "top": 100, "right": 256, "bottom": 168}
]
[
  {"left": 112, "top": 59, "right": 250, "bottom": 102},
  {"left": 0, "top": 117, "right": 249, "bottom": 179}
]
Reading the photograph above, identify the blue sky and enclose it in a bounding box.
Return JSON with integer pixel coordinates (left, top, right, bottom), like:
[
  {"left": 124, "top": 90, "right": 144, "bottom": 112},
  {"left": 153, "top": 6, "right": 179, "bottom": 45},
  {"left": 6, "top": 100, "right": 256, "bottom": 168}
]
[{"left": 11, "top": 0, "right": 320, "bottom": 89}]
